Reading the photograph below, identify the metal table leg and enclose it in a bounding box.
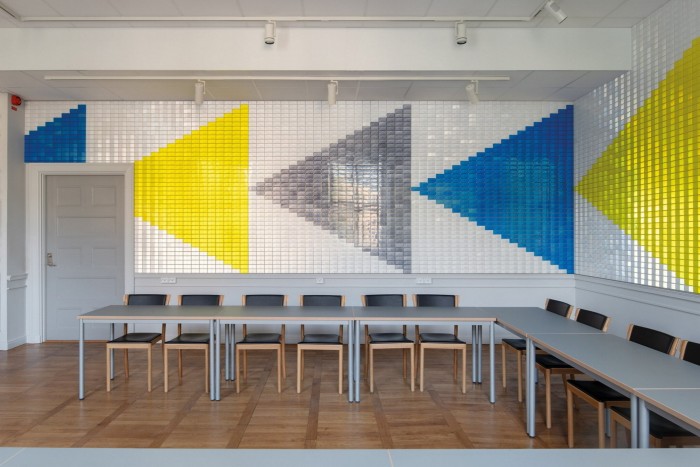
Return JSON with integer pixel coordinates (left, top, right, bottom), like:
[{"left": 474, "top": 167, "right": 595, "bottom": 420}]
[
  {"left": 347, "top": 320, "right": 354, "bottom": 402},
  {"left": 79, "top": 319, "right": 85, "bottom": 400},
  {"left": 471, "top": 326, "right": 477, "bottom": 383},
  {"left": 477, "top": 324, "right": 483, "bottom": 384},
  {"left": 230, "top": 324, "right": 236, "bottom": 381},
  {"left": 631, "top": 395, "right": 639, "bottom": 448},
  {"left": 638, "top": 398, "right": 649, "bottom": 448},
  {"left": 224, "top": 324, "right": 230, "bottom": 381},
  {"left": 215, "top": 320, "right": 221, "bottom": 400},
  {"left": 489, "top": 322, "right": 495, "bottom": 403},
  {"left": 527, "top": 337, "right": 536, "bottom": 437},
  {"left": 109, "top": 323, "right": 115, "bottom": 379},
  {"left": 209, "top": 320, "right": 216, "bottom": 401},
  {"left": 354, "top": 320, "right": 361, "bottom": 402}
]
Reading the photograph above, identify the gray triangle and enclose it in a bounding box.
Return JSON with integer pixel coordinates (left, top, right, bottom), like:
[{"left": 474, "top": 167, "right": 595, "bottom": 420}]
[{"left": 255, "top": 105, "right": 411, "bottom": 272}]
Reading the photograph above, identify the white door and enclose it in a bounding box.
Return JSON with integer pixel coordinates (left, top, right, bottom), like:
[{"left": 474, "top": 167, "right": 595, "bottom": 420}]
[{"left": 45, "top": 175, "right": 125, "bottom": 340}]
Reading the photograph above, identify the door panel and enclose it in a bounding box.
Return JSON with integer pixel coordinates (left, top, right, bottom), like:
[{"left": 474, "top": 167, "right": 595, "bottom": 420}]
[{"left": 45, "top": 175, "right": 125, "bottom": 340}]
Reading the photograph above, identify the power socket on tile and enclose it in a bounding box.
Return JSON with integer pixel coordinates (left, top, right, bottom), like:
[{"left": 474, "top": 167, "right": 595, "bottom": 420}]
[
  {"left": 159, "top": 277, "right": 177, "bottom": 284},
  {"left": 415, "top": 277, "right": 432, "bottom": 284}
]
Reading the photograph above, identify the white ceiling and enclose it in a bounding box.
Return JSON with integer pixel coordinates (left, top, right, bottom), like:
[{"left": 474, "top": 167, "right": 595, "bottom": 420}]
[{"left": 0, "top": 0, "right": 672, "bottom": 102}]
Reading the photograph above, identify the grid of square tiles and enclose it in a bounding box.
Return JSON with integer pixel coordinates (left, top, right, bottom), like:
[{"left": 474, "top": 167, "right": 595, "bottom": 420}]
[
  {"left": 575, "top": 0, "right": 700, "bottom": 293},
  {"left": 26, "top": 100, "right": 573, "bottom": 275}
]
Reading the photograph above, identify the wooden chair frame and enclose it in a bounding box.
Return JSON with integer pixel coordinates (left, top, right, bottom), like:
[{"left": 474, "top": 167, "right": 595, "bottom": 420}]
[
  {"left": 106, "top": 294, "right": 169, "bottom": 392},
  {"left": 296, "top": 295, "right": 346, "bottom": 394},
  {"left": 363, "top": 294, "right": 414, "bottom": 393},
  {"left": 163, "top": 295, "right": 223, "bottom": 393},
  {"left": 566, "top": 324, "right": 680, "bottom": 448},
  {"left": 413, "top": 295, "right": 467, "bottom": 394},
  {"left": 537, "top": 308, "right": 611, "bottom": 428},
  {"left": 502, "top": 298, "right": 573, "bottom": 402},
  {"left": 236, "top": 295, "right": 287, "bottom": 393}
]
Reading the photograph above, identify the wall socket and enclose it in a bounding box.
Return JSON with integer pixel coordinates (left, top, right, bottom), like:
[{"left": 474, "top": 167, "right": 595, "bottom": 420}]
[
  {"left": 415, "top": 277, "right": 432, "bottom": 284},
  {"left": 159, "top": 277, "right": 177, "bottom": 284},
  {"left": 315, "top": 277, "right": 324, "bottom": 284}
]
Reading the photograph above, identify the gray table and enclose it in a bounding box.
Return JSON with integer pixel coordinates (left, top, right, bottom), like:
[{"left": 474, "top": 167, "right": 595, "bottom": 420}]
[
  {"left": 493, "top": 308, "right": 605, "bottom": 438},
  {"left": 637, "top": 388, "right": 700, "bottom": 448},
  {"left": 354, "top": 306, "right": 497, "bottom": 403}
]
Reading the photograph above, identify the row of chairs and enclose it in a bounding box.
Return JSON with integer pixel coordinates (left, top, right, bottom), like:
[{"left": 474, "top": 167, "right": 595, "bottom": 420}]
[
  {"left": 105, "top": 293, "right": 467, "bottom": 396},
  {"left": 501, "top": 297, "right": 699, "bottom": 448}
]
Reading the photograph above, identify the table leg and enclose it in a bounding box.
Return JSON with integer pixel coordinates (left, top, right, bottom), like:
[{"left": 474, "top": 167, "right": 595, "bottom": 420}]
[
  {"left": 224, "top": 324, "right": 230, "bottom": 381},
  {"left": 215, "top": 320, "right": 221, "bottom": 401},
  {"left": 477, "top": 325, "right": 483, "bottom": 384},
  {"left": 347, "top": 321, "right": 354, "bottom": 402},
  {"left": 638, "top": 398, "right": 649, "bottom": 448},
  {"left": 489, "top": 322, "right": 495, "bottom": 403},
  {"left": 354, "top": 320, "right": 361, "bottom": 402},
  {"left": 230, "top": 324, "right": 236, "bottom": 381},
  {"left": 109, "top": 323, "right": 115, "bottom": 379},
  {"left": 471, "top": 326, "right": 477, "bottom": 383},
  {"left": 79, "top": 319, "right": 85, "bottom": 400},
  {"left": 527, "top": 337, "right": 536, "bottom": 437},
  {"left": 209, "top": 320, "right": 216, "bottom": 401},
  {"left": 631, "top": 395, "right": 639, "bottom": 448}
]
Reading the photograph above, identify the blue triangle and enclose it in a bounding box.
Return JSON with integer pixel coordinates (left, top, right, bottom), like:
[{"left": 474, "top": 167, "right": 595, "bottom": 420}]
[
  {"left": 413, "top": 105, "right": 574, "bottom": 273},
  {"left": 25, "top": 105, "right": 86, "bottom": 163}
]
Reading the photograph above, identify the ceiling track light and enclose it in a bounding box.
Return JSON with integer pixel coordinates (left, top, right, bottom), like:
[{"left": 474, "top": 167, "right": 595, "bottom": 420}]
[
  {"left": 194, "top": 80, "right": 205, "bottom": 105},
  {"left": 542, "top": 0, "right": 567, "bottom": 23},
  {"left": 455, "top": 21, "right": 467, "bottom": 45},
  {"left": 264, "top": 20, "right": 276, "bottom": 45},
  {"left": 327, "top": 80, "right": 338, "bottom": 105},
  {"left": 465, "top": 80, "right": 479, "bottom": 104}
]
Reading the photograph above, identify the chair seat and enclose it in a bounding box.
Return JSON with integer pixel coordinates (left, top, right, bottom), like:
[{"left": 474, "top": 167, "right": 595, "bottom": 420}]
[
  {"left": 420, "top": 333, "right": 465, "bottom": 344},
  {"left": 611, "top": 407, "right": 694, "bottom": 438},
  {"left": 166, "top": 333, "right": 210, "bottom": 344},
  {"left": 239, "top": 333, "right": 282, "bottom": 344},
  {"left": 299, "top": 333, "right": 341, "bottom": 344},
  {"left": 109, "top": 332, "right": 161, "bottom": 343},
  {"left": 567, "top": 379, "right": 628, "bottom": 402},
  {"left": 502, "top": 338, "right": 526, "bottom": 350},
  {"left": 369, "top": 332, "right": 413, "bottom": 344},
  {"left": 536, "top": 354, "right": 572, "bottom": 369}
]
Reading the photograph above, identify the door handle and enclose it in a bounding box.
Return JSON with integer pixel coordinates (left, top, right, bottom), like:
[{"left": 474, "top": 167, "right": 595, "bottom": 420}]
[{"left": 47, "top": 252, "right": 57, "bottom": 267}]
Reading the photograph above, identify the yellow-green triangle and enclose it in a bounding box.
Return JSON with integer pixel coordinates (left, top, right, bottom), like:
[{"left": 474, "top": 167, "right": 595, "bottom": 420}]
[
  {"left": 576, "top": 38, "right": 700, "bottom": 291},
  {"left": 135, "top": 106, "right": 249, "bottom": 272}
]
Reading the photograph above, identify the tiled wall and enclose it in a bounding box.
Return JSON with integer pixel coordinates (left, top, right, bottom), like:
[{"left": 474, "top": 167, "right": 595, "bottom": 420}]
[
  {"left": 575, "top": 0, "right": 700, "bottom": 294},
  {"left": 25, "top": 100, "right": 573, "bottom": 275}
]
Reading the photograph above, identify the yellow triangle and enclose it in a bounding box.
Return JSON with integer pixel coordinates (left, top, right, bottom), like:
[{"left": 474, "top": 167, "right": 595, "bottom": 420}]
[
  {"left": 135, "top": 106, "right": 249, "bottom": 273},
  {"left": 576, "top": 38, "right": 700, "bottom": 291}
]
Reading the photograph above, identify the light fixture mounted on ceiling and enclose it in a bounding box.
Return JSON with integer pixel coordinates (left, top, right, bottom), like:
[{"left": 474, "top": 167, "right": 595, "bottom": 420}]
[
  {"left": 194, "top": 80, "right": 205, "bottom": 105},
  {"left": 264, "top": 20, "right": 276, "bottom": 45},
  {"left": 327, "top": 80, "right": 338, "bottom": 105},
  {"left": 465, "top": 80, "right": 479, "bottom": 104},
  {"left": 542, "top": 0, "right": 567, "bottom": 24},
  {"left": 455, "top": 21, "right": 467, "bottom": 45}
]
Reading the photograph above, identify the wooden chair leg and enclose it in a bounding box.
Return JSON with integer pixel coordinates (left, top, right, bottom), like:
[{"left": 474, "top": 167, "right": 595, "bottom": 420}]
[
  {"left": 276, "top": 346, "right": 282, "bottom": 393},
  {"left": 281, "top": 342, "right": 286, "bottom": 380},
  {"left": 516, "top": 351, "right": 523, "bottom": 403},
  {"left": 301, "top": 348, "right": 305, "bottom": 378},
  {"left": 370, "top": 346, "right": 375, "bottom": 393},
  {"left": 106, "top": 348, "right": 112, "bottom": 392},
  {"left": 236, "top": 347, "right": 241, "bottom": 393},
  {"left": 147, "top": 346, "right": 152, "bottom": 392},
  {"left": 545, "top": 370, "right": 552, "bottom": 429},
  {"left": 567, "top": 387, "right": 574, "bottom": 448},
  {"left": 403, "top": 349, "right": 407, "bottom": 380},
  {"left": 164, "top": 347, "right": 170, "bottom": 393},
  {"left": 243, "top": 350, "right": 248, "bottom": 381},
  {"left": 410, "top": 345, "right": 415, "bottom": 392},
  {"left": 501, "top": 345, "right": 507, "bottom": 388},
  {"left": 610, "top": 414, "right": 618, "bottom": 448},
  {"left": 453, "top": 349, "right": 458, "bottom": 381},
  {"left": 124, "top": 349, "right": 129, "bottom": 378},
  {"left": 420, "top": 345, "right": 425, "bottom": 392},
  {"left": 461, "top": 346, "right": 466, "bottom": 394},
  {"left": 177, "top": 349, "right": 183, "bottom": 382},
  {"left": 597, "top": 404, "right": 606, "bottom": 448},
  {"left": 338, "top": 348, "right": 343, "bottom": 394}
]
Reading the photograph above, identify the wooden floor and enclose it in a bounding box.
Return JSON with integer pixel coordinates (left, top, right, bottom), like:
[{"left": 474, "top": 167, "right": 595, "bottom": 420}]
[{"left": 0, "top": 342, "right": 613, "bottom": 449}]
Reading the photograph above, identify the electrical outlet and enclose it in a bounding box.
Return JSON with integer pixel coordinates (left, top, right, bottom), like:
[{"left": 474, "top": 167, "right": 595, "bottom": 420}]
[
  {"left": 415, "top": 277, "right": 432, "bottom": 284},
  {"left": 315, "top": 277, "right": 325, "bottom": 284},
  {"left": 159, "top": 277, "right": 177, "bottom": 284}
]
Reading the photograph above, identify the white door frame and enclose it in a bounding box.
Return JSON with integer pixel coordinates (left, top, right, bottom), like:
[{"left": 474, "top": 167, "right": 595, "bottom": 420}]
[{"left": 26, "top": 164, "right": 134, "bottom": 343}]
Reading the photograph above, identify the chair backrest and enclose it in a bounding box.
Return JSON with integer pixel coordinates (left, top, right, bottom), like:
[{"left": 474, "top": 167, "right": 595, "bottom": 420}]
[
  {"left": 574, "top": 308, "right": 610, "bottom": 331},
  {"left": 545, "top": 298, "right": 573, "bottom": 318},
  {"left": 179, "top": 294, "right": 222, "bottom": 306},
  {"left": 301, "top": 295, "right": 344, "bottom": 307},
  {"left": 680, "top": 340, "right": 700, "bottom": 366},
  {"left": 627, "top": 324, "right": 679, "bottom": 355},
  {"left": 362, "top": 294, "right": 405, "bottom": 307},
  {"left": 125, "top": 294, "right": 169, "bottom": 306},
  {"left": 243, "top": 294, "right": 286, "bottom": 306},
  {"left": 413, "top": 294, "right": 458, "bottom": 307}
]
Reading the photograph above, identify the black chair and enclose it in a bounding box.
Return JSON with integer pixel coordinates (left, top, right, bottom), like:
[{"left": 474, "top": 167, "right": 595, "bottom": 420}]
[
  {"left": 163, "top": 294, "right": 222, "bottom": 393},
  {"left": 363, "top": 294, "right": 414, "bottom": 392},
  {"left": 566, "top": 324, "right": 680, "bottom": 448},
  {"left": 296, "top": 295, "right": 345, "bottom": 394},
  {"left": 236, "top": 294, "right": 287, "bottom": 393},
  {"left": 609, "top": 339, "right": 700, "bottom": 448},
  {"left": 106, "top": 294, "right": 169, "bottom": 392},
  {"left": 535, "top": 308, "right": 610, "bottom": 428},
  {"left": 501, "top": 298, "right": 573, "bottom": 402},
  {"left": 413, "top": 294, "right": 467, "bottom": 393}
]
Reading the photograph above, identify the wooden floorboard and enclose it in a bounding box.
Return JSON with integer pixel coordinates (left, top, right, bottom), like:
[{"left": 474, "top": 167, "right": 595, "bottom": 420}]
[{"left": 0, "top": 342, "right": 613, "bottom": 449}]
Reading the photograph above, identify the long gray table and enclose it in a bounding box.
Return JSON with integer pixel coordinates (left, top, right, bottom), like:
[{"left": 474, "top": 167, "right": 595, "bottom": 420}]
[
  {"left": 637, "top": 388, "right": 700, "bottom": 447},
  {"left": 354, "top": 306, "right": 497, "bottom": 403},
  {"left": 492, "top": 307, "right": 606, "bottom": 438}
]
